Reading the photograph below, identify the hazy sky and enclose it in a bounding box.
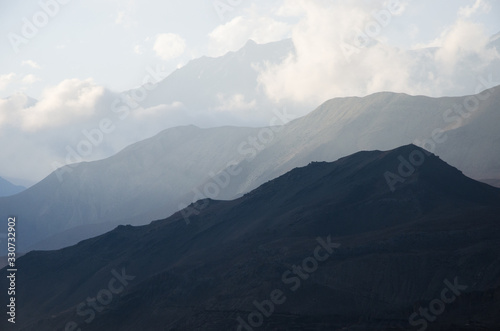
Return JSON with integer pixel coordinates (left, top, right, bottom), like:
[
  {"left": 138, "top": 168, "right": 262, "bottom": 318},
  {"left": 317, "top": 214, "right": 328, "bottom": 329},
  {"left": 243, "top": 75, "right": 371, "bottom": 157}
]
[
  {"left": 0, "top": 0, "right": 499, "bottom": 185},
  {"left": 1, "top": 0, "right": 499, "bottom": 98}
]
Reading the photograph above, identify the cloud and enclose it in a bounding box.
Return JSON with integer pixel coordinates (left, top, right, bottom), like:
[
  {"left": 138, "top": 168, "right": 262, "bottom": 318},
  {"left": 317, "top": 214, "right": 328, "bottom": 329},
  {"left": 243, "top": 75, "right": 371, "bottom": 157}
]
[
  {"left": 213, "top": 93, "right": 257, "bottom": 112},
  {"left": 256, "top": 0, "right": 500, "bottom": 106},
  {"left": 458, "top": 0, "right": 491, "bottom": 18},
  {"left": 0, "top": 92, "right": 32, "bottom": 127},
  {"left": 114, "top": 0, "right": 138, "bottom": 28},
  {"left": 153, "top": 33, "right": 187, "bottom": 61},
  {"left": 0, "top": 73, "right": 16, "bottom": 90},
  {"left": 115, "top": 11, "right": 127, "bottom": 25},
  {"left": 134, "top": 45, "right": 144, "bottom": 55},
  {"left": 133, "top": 102, "right": 184, "bottom": 118},
  {"left": 0, "top": 78, "right": 106, "bottom": 131},
  {"left": 257, "top": 0, "right": 400, "bottom": 104},
  {"left": 1, "top": 72, "right": 41, "bottom": 91},
  {"left": 21, "top": 60, "right": 41, "bottom": 69},
  {"left": 409, "top": 24, "right": 419, "bottom": 40},
  {"left": 434, "top": 20, "right": 497, "bottom": 73},
  {"left": 208, "top": 15, "right": 291, "bottom": 57},
  {"left": 21, "top": 74, "right": 40, "bottom": 85}
]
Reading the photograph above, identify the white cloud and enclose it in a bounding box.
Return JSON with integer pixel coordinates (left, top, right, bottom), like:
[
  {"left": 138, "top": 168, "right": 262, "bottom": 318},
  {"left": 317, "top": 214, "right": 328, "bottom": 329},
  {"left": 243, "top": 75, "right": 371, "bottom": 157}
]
[
  {"left": 434, "top": 20, "right": 497, "bottom": 73},
  {"left": 0, "top": 92, "right": 33, "bottom": 128},
  {"left": 115, "top": 11, "right": 126, "bottom": 25},
  {"left": 409, "top": 24, "right": 419, "bottom": 40},
  {"left": 21, "top": 74, "right": 40, "bottom": 85},
  {"left": 133, "top": 102, "right": 184, "bottom": 118},
  {"left": 1, "top": 72, "right": 41, "bottom": 92},
  {"left": 21, "top": 60, "right": 41, "bottom": 69},
  {"left": 134, "top": 44, "right": 144, "bottom": 55},
  {"left": 208, "top": 15, "right": 291, "bottom": 57},
  {"left": 213, "top": 93, "right": 257, "bottom": 112},
  {"left": 257, "top": 1, "right": 394, "bottom": 104},
  {"left": 0, "top": 73, "right": 16, "bottom": 90},
  {"left": 256, "top": 0, "right": 500, "bottom": 106},
  {"left": 458, "top": 0, "right": 491, "bottom": 18},
  {"left": 153, "top": 33, "right": 186, "bottom": 61},
  {"left": 114, "top": 0, "right": 138, "bottom": 28},
  {"left": 5, "top": 79, "right": 106, "bottom": 131}
]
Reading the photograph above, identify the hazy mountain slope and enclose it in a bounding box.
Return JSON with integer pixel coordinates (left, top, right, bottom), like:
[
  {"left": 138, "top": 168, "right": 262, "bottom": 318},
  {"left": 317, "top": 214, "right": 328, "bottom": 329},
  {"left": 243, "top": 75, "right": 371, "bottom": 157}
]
[
  {"left": 433, "top": 89, "right": 500, "bottom": 180},
  {"left": 0, "top": 125, "right": 261, "bottom": 251},
  {"left": 0, "top": 40, "right": 295, "bottom": 187},
  {"left": 0, "top": 176, "right": 25, "bottom": 197},
  {"left": 3, "top": 145, "right": 500, "bottom": 331},
  {"left": 137, "top": 39, "right": 295, "bottom": 120},
  {"left": 3, "top": 35, "right": 499, "bottom": 186},
  {"left": 1, "top": 87, "right": 499, "bottom": 253},
  {"left": 214, "top": 87, "right": 500, "bottom": 199}
]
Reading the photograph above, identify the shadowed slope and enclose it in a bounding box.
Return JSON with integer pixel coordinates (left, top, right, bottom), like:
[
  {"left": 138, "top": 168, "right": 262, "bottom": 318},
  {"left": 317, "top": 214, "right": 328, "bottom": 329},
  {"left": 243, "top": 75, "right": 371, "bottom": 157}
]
[{"left": 2, "top": 145, "right": 500, "bottom": 330}]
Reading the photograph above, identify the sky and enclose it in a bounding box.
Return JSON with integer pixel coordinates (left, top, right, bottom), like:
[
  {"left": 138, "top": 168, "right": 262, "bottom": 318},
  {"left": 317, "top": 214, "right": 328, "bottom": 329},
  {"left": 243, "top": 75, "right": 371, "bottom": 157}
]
[
  {"left": 1, "top": 0, "right": 499, "bottom": 98},
  {"left": 0, "top": 0, "right": 499, "bottom": 185}
]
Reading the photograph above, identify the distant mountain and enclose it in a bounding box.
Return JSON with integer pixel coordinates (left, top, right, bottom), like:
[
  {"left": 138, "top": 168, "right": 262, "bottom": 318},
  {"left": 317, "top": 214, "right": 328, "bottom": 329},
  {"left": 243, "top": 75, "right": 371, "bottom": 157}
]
[
  {"left": 0, "top": 125, "right": 262, "bottom": 252},
  {"left": 137, "top": 39, "right": 296, "bottom": 118},
  {"left": 3, "top": 34, "right": 500, "bottom": 185},
  {"left": 1, "top": 86, "right": 499, "bottom": 253},
  {"left": 216, "top": 86, "right": 500, "bottom": 198},
  {"left": 0, "top": 39, "right": 296, "bottom": 186},
  {"left": 3, "top": 145, "right": 500, "bottom": 330},
  {"left": 0, "top": 176, "right": 25, "bottom": 197}
]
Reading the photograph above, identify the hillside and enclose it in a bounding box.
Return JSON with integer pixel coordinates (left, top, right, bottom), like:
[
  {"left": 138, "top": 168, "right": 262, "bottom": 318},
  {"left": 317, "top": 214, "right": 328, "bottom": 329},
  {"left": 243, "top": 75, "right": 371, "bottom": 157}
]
[
  {"left": 1, "top": 87, "right": 499, "bottom": 253},
  {"left": 3, "top": 145, "right": 500, "bottom": 330}
]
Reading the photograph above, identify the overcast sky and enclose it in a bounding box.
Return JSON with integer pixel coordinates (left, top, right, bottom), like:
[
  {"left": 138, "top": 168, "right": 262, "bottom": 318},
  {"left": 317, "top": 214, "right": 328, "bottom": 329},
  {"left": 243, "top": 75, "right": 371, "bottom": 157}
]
[
  {"left": 1, "top": 0, "right": 499, "bottom": 98},
  {"left": 0, "top": 0, "right": 499, "bottom": 185}
]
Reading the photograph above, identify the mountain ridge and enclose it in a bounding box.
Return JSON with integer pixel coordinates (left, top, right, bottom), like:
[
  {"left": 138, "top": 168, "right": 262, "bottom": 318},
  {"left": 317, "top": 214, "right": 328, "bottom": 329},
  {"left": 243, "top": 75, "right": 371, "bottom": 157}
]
[
  {"left": 1, "top": 86, "right": 499, "bottom": 253},
  {"left": 3, "top": 144, "right": 499, "bottom": 330}
]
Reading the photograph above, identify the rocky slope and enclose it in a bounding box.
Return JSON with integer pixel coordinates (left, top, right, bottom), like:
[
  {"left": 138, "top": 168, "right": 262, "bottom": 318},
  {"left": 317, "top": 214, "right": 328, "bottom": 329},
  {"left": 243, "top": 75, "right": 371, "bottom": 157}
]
[{"left": 2, "top": 145, "right": 499, "bottom": 330}]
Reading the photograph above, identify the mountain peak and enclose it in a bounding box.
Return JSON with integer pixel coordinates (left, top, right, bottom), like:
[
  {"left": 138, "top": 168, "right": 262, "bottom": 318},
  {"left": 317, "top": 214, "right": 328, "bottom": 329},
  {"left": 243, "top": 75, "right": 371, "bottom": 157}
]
[
  {"left": 244, "top": 39, "right": 257, "bottom": 47},
  {"left": 239, "top": 144, "right": 499, "bottom": 216},
  {"left": 6, "top": 144, "right": 500, "bottom": 330}
]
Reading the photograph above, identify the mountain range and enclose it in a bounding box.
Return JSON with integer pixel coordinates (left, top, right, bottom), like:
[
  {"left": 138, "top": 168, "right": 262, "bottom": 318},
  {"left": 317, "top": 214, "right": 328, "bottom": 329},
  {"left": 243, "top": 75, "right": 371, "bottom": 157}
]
[
  {"left": 3, "top": 32, "right": 500, "bottom": 186},
  {"left": 2, "top": 144, "right": 499, "bottom": 330},
  {"left": 1, "top": 84, "right": 499, "bottom": 254}
]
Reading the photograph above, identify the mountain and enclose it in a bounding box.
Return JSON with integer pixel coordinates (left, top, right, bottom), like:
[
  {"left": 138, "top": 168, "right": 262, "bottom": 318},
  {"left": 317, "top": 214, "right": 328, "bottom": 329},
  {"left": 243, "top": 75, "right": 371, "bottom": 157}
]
[
  {"left": 2, "top": 145, "right": 500, "bottom": 330},
  {"left": 0, "top": 39, "right": 296, "bottom": 186},
  {"left": 137, "top": 39, "right": 295, "bottom": 117},
  {"left": 480, "top": 178, "right": 500, "bottom": 188},
  {"left": 1, "top": 86, "right": 500, "bottom": 253},
  {"left": 0, "top": 125, "right": 262, "bottom": 252},
  {"left": 216, "top": 86, "right": 500, "bottom": 198},
  {"left": 3, "top": 34, "right": 500, "bottom": 185},
  {"left": 0, "top": 176, "right": 25, "bottom": 197}
]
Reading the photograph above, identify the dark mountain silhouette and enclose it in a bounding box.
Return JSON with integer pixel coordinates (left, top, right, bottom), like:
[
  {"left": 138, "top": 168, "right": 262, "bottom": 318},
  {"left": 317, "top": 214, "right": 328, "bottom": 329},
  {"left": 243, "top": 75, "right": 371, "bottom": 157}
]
[
  {"left": 2, "top": 145, "right": 500, "bottom": 330},
  {"left": 479, "top": 178, "right": 500, "bottom": 188}
]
